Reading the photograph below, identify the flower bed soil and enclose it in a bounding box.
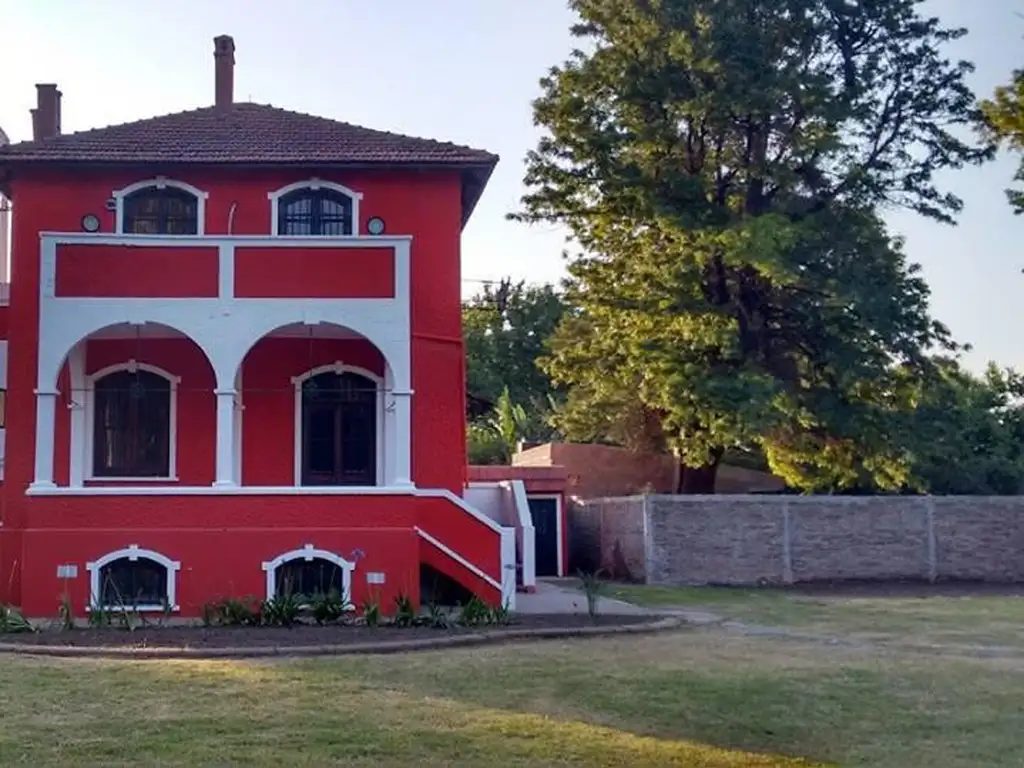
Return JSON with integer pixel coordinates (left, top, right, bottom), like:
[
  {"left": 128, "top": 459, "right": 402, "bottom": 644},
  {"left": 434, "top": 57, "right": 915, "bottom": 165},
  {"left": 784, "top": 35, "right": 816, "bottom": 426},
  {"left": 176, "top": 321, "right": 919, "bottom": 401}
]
[{"left": 0, "top": 614, "right": 659, "bottom": 651}]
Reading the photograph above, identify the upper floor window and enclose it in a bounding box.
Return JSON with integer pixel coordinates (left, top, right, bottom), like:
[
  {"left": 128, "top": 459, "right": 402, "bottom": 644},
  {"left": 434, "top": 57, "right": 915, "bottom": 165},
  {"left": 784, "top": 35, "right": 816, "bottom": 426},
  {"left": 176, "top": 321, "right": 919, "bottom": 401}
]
[
  {"left": 268, "top": 179, "right": 363, "bottom": 236},
  {"left": 123, "top": 188, "right": 198, "bottom": 235},
  {"left": 112, "top": 177, "right": 208, "bottom": 236}
]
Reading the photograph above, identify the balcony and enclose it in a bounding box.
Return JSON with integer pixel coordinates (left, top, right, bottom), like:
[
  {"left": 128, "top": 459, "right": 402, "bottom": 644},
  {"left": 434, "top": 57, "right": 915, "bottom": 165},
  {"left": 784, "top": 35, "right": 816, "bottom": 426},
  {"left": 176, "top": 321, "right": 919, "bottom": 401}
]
[{"left": 41, "top": 232, "right": 409, "bottom": 301}]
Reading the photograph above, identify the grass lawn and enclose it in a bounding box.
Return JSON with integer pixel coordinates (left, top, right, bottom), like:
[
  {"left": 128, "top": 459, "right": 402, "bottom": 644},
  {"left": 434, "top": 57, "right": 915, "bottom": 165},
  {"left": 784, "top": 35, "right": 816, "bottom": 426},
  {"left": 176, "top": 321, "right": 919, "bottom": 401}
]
[
  {"left": 601, "top": 582, "right": 1024, "bottom": 650},
  {"left": 2, "top": 624, "right": 1023, "bottom": 766}
]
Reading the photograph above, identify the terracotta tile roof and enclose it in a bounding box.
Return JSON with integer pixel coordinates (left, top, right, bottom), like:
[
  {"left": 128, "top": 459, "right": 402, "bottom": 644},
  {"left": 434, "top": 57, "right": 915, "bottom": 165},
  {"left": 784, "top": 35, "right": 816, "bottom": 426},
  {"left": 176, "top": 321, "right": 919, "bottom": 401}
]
[{"left": 0, "top": 102, "right": 498, "bottom": 167}]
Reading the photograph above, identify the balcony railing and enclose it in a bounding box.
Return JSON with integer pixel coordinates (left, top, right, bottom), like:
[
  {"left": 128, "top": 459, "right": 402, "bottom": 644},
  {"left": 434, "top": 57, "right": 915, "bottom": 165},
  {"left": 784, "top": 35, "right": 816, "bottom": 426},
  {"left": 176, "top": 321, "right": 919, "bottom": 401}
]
[{"left": 39, "top": 233, "right": 410, "bottom": 303}]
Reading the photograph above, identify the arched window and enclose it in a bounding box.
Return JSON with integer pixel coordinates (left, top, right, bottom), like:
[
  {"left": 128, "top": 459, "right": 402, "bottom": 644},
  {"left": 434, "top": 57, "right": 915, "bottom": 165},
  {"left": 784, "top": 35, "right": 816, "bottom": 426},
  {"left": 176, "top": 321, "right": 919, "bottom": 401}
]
[
  {"left": 86, "top": 545, "right": 181, "bottom": 611},
  {"left": 262, "top": 545, "right": 355, "bottom": 601},
  {"left": 268, "top": 179, "right": 362, "bottom": 236},
  {"left": 294, "top": 367, "right": 381, "bottom": 486},
  {"left": 90, "top": 366, "right": 175, "bottom": 479},
  {"left": 123, "top": 187, "right": 199, "bottom": 234},
  {"left": 278, "top": 188, "right": 353, "bottom": 236},
  {"left": 112, "top": 178, "right": 207, "bottom": 235}
]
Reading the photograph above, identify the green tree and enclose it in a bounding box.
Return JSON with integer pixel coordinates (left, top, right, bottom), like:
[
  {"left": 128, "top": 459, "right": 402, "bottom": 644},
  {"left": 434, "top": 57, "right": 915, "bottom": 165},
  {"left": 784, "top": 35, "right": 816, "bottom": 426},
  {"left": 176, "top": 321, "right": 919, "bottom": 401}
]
[
  {"left": 516, "top": 0, "right": 989, "bottom": 492},
  {"left": 980, "top": 67, "right": 1024, "bottom": 213},
  {"left": 905, "top": 360, "right": 1024, "bottom": 495},
  {"left": 463, "top": 279, "right": 566, "bottom": 418}
]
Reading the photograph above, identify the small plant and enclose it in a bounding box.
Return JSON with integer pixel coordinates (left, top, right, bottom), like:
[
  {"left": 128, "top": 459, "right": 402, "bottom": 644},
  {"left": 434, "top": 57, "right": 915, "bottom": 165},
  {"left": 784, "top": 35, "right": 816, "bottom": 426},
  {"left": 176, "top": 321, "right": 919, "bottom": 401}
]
[
  {"left": 489, "top": 599, "right": 512, "bottom": 627},
  {"left": 309, "top": 589, "right": 351, "bottom": 626},
  {"left": 361, "top": 597, "right": 381, "bottom": 628},
  {"left": 218, "top": 597, "right": 262, "bottom": 627},
  {"left": 458, "top": 596, "right": 492, "bottom": 627},
  {"left": 261, "top": 593, "right": 304, "bottom": 628},
  {"left": 200, "top": 600, "right": 218, "bottom": 628},
  {"left": 392, "top": 592, "right": 416, "bottom": 628},
  {"left": 57, "top": 591, "right": 75, "bottom": 631},
  {"left": 423, "top": 599, "right": 449, "bottom": 629},
  {"left": 0, "top": 604, "right": 34, "bottom": 634},
  {"left": 87, "top": 600, "right": 112, "bottom": 629},
  {"left": 578, "top": 569, "right": 607, "bottom": 621}
]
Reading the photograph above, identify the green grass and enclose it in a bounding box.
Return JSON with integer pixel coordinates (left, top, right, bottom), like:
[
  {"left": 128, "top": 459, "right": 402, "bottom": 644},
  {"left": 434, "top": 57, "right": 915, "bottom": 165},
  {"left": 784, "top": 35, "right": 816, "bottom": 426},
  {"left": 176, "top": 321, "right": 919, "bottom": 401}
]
[
  {"left": 604, "top": 583, "right": 1024, "bottom": 649},
  {"left": 2, "top": 627, "right": 1024, "bottom": 766}
]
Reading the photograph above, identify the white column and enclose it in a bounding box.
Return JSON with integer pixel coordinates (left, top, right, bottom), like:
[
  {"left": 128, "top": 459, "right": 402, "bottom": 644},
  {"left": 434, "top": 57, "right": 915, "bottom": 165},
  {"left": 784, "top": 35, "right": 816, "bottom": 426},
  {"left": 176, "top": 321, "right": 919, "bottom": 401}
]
[
  {"left": 391, "top": 390, "right": 413, "bottom": 486},
  {"left": 31, "top": 389, "right": 58, "bottom": 489},
  {"left": 213, "top": 388, "right": 236, "bottom": 487},
  {"left": 68, "top": 343, "right": 86, "bottom": 486}
]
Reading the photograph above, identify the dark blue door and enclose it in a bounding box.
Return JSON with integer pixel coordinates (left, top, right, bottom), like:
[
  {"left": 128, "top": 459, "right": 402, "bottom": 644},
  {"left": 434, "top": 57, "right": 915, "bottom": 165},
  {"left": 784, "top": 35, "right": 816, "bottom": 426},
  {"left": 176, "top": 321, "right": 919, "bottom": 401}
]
[{"left": 528, "top": 497, "right": 560, "bottom": 577}]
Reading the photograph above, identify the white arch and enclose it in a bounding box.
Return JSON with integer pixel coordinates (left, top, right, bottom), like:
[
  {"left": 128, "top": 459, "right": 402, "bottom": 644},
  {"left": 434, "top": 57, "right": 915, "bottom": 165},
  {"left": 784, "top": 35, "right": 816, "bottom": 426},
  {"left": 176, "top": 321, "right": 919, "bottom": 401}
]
[
  {"left": 84, "top": 361, "right": 180, "bottom": 481},
  {"left": 85, "top": 544, "right": 182, "bottom": 612},
  {"left": 292, "top": 362, "right": 384, "bottom": 487},
  {"left": 112, "top": 176, "right": 209, "bottom": 235},
  {"left": 268, "top": 178, "right": 364, "bottom": 236},
  {"left": 261, "top": 543, "right": 356, "bottom": 601}
]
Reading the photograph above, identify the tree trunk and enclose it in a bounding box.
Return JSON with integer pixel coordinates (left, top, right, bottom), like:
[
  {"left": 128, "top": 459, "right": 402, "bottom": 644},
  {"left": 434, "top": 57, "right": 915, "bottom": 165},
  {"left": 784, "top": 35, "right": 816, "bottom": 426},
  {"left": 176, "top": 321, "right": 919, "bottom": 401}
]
[{"left": 675, "top": 448, "right": 724, "bottom": 494}]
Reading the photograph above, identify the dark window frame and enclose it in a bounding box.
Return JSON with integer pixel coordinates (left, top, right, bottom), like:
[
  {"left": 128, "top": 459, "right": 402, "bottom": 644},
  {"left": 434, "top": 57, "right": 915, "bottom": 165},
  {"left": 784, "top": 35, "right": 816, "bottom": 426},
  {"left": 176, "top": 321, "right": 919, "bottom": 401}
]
[
  {"left": 277, "top": 188, "right": 354, "bottom": 236},
  {"left": 97, "top": 557, "right": 170, "bottom": 609},
  {"left": 122, "top": 186, "right": 200, "bottom": 235},
  {"left": 274, "top": 557, "right": 349, "bottom": 599},
  {"left": 92, "top": 369, "right": 172, "bottom": 478}
]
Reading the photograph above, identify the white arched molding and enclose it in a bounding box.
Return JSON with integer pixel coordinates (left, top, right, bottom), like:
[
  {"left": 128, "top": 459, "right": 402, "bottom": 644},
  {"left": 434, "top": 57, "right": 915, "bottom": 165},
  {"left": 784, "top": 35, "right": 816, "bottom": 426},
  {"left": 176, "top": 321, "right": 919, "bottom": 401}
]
[
  {"left": 267, "top": 178, "right": 363, "bottom": 236},
  {"left": 86, "top": 544, "right": 181, "bottom": 611},
  {"left": 82, "top": 360, "right": 180, "bottom": 482},
  {"left": 261, "top": 544, "right": 355, "bottom": 601},
  {"left": 112, "top": 176, "right": 209, "bottom": 235},
  {"left": 291, "top": 362, "right": 384, "bottom": 486}
]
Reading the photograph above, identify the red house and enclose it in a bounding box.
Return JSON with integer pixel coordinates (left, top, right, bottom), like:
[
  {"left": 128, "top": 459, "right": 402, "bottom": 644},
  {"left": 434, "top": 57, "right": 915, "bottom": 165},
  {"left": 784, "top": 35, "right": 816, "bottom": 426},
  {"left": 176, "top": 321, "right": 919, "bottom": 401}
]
[{"left": 0, "top": 36, "right": 539, "bottom": 619}]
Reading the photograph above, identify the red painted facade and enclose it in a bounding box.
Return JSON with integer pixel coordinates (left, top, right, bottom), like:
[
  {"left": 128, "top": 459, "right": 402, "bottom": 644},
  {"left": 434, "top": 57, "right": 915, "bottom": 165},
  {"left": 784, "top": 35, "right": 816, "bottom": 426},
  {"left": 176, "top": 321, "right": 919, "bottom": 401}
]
[{"left": 0, "top": 44, "right": 509, "bottom": 618}]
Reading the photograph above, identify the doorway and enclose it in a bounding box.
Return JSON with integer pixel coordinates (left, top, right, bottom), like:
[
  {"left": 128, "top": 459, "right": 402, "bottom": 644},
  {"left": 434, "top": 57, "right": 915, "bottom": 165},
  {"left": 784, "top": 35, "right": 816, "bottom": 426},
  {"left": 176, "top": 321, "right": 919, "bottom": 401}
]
[
  {"left": 527, "top": 495, "right": 562, "bottom": 577},
  {"left": 300, "top": 371, "right": 377, "bottom": 486}
]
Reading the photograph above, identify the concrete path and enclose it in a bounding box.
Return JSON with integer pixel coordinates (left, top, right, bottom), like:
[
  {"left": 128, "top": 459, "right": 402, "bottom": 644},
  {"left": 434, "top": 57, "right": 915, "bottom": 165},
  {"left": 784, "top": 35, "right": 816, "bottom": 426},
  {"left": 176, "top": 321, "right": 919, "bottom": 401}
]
[{"left": 516, "top": 580, "right": 652, "bottom": 616}]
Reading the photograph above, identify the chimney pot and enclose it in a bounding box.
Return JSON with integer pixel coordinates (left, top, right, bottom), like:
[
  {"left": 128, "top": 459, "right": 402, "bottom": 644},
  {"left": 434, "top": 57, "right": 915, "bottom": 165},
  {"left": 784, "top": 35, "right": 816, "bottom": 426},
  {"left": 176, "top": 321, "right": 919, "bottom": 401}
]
[
  {"left": 213, "top": 35, "right": 235, "bottom": 109},
  {"left": 32, "top": 83, "right": 61, "bottom": 141}
]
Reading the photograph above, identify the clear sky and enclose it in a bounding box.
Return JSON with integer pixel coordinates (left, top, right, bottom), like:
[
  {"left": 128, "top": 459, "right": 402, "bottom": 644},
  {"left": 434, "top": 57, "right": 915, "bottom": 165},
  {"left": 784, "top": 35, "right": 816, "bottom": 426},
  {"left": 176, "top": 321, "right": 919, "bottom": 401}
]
[{"left": 0, "top": 0, "right": 1020, "bottom": 371}]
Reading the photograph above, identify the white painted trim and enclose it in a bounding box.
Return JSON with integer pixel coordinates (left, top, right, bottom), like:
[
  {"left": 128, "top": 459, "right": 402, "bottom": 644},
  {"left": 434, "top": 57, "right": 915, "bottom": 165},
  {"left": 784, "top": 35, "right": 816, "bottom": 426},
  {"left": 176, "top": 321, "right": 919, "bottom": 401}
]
[
  {"left": 233, "top": 367, "right": 243, "bottom": 485},
  {"left": 112, "top": 177, "right": 210, "bottom": 236},
  {"left": 416, "top": 487, "right": 504, "bottom": 534},
  {"left": 291, "top": 363, "right": 385, "bottom": 487},
  {"left": 68, "top": 342, "right": 86, "bottom": 487},
  {"left": 525, "top": 492, "right": 565, "bottom": 578},
  {"left": 502, "top": 480, "right": 537, "bottom": 587},
  {"left": 85, "top": 544, "right": 181, "bottom": 612},
  {"left": 267, "top": 178, "right": 364, "bottom": 236},
  {"left": 83, "top": 361, "right": 179, "bottom": 482},
  {"left": 261, "top": 544, "right": 355, "bottom": 602},
  {"left": 26, "top": 484, "right": 423, "bottom": 496},
  {"left": 500, "top": 526, "right": 517, "bottom": 610},
  {"left": 415, "top": 526, "right": 501, "bottom": 592}
]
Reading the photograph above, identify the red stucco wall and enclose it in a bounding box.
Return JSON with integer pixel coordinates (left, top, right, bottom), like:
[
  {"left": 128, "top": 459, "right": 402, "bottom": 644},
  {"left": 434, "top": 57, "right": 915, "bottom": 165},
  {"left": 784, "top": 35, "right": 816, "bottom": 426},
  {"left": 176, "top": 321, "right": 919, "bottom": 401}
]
[{"left": 0, "top": 166, "right": 474, "bottom": 609}]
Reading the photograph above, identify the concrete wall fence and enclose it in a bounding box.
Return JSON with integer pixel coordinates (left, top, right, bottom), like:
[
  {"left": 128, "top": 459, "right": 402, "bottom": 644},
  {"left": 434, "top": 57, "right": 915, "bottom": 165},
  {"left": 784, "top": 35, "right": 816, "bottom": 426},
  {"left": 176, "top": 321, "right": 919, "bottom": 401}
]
[{"left": 569, "top": 495, "right": 1024, "bottom": 585}]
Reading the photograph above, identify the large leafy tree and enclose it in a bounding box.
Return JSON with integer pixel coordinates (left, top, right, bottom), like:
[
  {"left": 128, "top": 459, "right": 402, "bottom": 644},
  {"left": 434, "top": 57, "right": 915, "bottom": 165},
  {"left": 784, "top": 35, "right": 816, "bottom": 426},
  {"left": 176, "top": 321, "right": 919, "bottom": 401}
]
[
  {"left": 980, "top": 67, "right": 1024, "bottom": 213},
  {"left": 515, "top": 0, "right": 990, "bottom": 492},
  {"left": 463, "top": 279, "right": 566, "bottom": 418}
]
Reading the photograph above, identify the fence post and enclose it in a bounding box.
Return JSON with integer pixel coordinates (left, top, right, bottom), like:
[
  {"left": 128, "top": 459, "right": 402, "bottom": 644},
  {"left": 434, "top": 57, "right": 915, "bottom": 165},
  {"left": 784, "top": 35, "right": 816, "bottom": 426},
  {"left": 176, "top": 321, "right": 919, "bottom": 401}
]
[
  {"left": 781, "top": 498, "right": 794, "bottom": 584},
  {"left": 925, "top": 495, "right": 937, "bottom": 583}
]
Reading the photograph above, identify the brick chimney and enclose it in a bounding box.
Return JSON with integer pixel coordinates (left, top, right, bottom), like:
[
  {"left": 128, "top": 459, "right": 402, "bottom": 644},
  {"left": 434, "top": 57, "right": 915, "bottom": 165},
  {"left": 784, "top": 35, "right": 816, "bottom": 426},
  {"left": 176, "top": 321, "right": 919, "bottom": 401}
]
[
  {"left": 213, "top": 35, "right": 235, "bottom": 109},
  {"left": 31, "top": 83, "right": 61, "bottom": 140}
]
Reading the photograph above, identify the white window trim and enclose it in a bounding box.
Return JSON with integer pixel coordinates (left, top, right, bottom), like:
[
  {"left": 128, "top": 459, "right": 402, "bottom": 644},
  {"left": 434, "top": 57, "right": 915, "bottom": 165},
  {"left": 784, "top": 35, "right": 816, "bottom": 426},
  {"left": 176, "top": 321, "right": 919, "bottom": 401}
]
[
  {"left": 292, "top": 362, "right": 384, "bottom": 487},
  {"left": 261, "top": 543, "right": 355, "bottom": 602},
  {"left": 112, "top": 176, "right": 209, "bottom": 236},
  {"left": 84, "top": 360, "right": 180, "bottom": 482},
  {"left": 268, "top": 178, "right": 363, "bottom": 236},
  {"left": 86, "top": 544, "right": 181, "bottom": 612}
]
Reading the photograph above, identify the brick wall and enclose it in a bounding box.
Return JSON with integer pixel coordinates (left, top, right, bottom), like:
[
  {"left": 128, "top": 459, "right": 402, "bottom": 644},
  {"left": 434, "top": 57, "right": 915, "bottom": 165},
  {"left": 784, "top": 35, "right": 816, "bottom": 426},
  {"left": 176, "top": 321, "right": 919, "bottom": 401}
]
[
  {"left": 572, "top": 495, "right": 1024, "bottom": 585},
  {"left": 514, "top": 442, "right": 783, "bottom": 498}
]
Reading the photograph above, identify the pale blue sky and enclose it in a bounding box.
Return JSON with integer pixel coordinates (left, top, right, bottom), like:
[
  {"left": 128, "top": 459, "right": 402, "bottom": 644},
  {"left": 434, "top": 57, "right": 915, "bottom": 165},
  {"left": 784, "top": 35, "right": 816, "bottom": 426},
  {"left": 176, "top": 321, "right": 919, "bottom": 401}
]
[{"left": 0, "top": 0, "right": 1020, "bottom": 370}]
